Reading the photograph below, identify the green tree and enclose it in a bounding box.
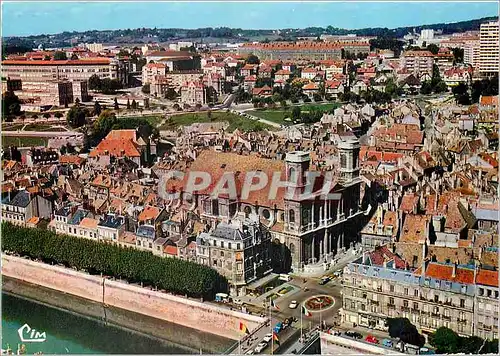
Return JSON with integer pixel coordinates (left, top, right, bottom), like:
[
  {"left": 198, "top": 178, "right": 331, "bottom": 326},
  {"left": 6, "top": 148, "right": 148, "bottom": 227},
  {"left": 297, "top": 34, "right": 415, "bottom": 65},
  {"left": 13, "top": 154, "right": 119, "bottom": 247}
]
[
  {"left": 131, "top": 99, "right": 137, "bottom": 110},
  {"left": 428, "top": 327, "right": 460, "bottom": 354},
  {"left": 246, "top": 54, "right": 260, "bottom": 65},
  {"left": 142, "top": 84, "right": 150, "bottom": 94},
  {"left": 74, "top": 97, "right": 80, "bottom": 106},
  {"left": 2, "top": 91, "right": 22, "bottom": 118},
  {"left": 54, "top": 112, "right": 63, "bottom": 119},
  {"left": 53, "top": 51, "right": 68, "bottom": 60},
  {"left": 420, "top": 81, "right": 433, "bottom": 95},
  {"left": 126, "top": 99, "right": 131, "bottom": 110},
  {"left": 70, "top": 53, "right": 79, "bottom": 60},
  {"left": 88, "top": 74, "right": 102, "bottom": 91},
  {"left": 291, "top": 106, "right": 301, "bottom": 122},
  {"left": 43, "top": 113, "right": 51, "bottom": 119},
  {"left": 114, "top": 98, "right": 119, "bottom": 110},
  {"left": 93, "top": 101, "right": 102, "bottom": 117},
  {"left": 452, "top": 47, "right": 464, "bottom": 64},
  {"left": 433, "top": 81, "right": 448, "bottom": 93},
  {"left": 93, "top": 110, "right": 118, "bottom": 139},
  {"left": 66, "top": 105, "right": 88, "bottom": 128},
  {"left": 387, "top": 318, "right": 425, "bottom": 347},
  {"left": 165, "top": 88, "right": 178, "bottom": 100},
  {"left": 426, "top": 44, "right": 439, "bottom": 55}
]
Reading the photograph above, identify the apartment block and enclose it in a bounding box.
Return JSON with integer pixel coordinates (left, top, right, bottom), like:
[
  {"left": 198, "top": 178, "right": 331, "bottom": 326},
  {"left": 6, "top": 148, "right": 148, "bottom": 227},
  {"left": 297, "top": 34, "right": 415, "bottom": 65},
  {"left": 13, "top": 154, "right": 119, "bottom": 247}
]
[
  {"left": 479, "top": 21, "right": 499, "bottom": 76},
  {"left": 464, "top": 40, "right": 480, "bottom": 69},
  {"left": 400, "top": 51, "right": 434, "bottom": 77}
]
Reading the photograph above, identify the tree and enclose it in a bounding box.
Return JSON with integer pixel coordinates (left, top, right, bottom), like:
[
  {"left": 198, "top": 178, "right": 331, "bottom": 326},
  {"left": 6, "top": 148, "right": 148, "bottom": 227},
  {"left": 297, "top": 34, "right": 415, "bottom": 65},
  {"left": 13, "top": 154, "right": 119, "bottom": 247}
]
[
  {"left": 313, "top": 93, "right": 323, "bottom": 102},
  {"left": 387, "top": 318, "right": 425, "bottom": 347},
  {"left": 165, "top": 88, "right": 178, "bottom": 100},
  {"left": 426, "top": 44, "right": 439, "bottom": 55},
  {"left": 93, "top": 110, "right": 118, "bottom": 140},
  {"left": 131, "top": 99, "right": 137, "bottom": 110},
  {"left": 142, "top": 84, "right": 150, "bottom": 94},
  {"left": 144, "top": 98, "right": 150, "bottom": 109},
  {"left": 420, "top": 81, "right": 433, "bottom": 95},
  {"left": 43, "top": 113, "right": 51, "bottom": 119},
  {"left": 433, "top": 81, "right": 448, "bottom": 93},
  {"left": 100, "top": 78, "right": 122, "bottom": 94},
  {"left": 126, "top": 99, "right": 131, "bottom": 110},
  {"left": 54, "top": 112, "right": 64, "bottom": 119},
  {"left": 93, "top": 101, "right": 102, "bottom": 117},
  {"left": 114, "top": 98, "right": 119, "bottom": 110},
  {"left": 74, "top": 97, "right": 80, "bottom": 106},
  {"left": 452, "top": 47, "right": 464, "bottom": 64},
  {"left": 88, "top": 74, "right": 102, "bottom": 91},
  {"left": 70, "top": 53, "right": 78, "bottom": 60},
  {"left": 53, "top": 51, "right": 67, "bottom": 60},
  {"left": 291, "top": 106, "right": 301, "bottom": 122},
  {"left": 66, "top": 105, "right": 88, "bottom": 128},
  {"left": 173, "top": 103, "right": 181, "bottom": 111},
  {"left": 246, "top": 54, "right": 260, "bottom": 65},
  {"left": 428, "top": 327, "right": 461, "bottom": 354},
  {"left": 2, "top": 91, "right": 21, "bottom": 118},
  {"left": 195, "top": 103, "right": 202, "bottom": 110}
]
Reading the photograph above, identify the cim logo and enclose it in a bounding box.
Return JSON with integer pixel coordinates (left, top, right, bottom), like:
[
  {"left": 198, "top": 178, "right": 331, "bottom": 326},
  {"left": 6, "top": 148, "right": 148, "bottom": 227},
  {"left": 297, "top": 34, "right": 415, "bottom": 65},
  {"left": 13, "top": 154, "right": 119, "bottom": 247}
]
[{"left": 17, "top": 324, "right": 47, "bottom": 343}]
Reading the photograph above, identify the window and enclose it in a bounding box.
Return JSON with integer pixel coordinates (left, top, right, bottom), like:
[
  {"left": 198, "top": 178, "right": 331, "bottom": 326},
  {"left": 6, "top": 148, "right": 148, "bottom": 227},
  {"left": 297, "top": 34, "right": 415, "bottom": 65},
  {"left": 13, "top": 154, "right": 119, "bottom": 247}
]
[
  {"left": 228, "top": 243, "right": 232, "bottom": 249},
  {"left": 389, "top": 297, "right": 395, "bottom": 305},
  {"left": 237, "top": 243, "right": 241, "bottom": 249},
  {"left": 414, "top": 289, "right": 419, "bottom": 297},
  {"left": 390, "top": 285, "right": 395, "bottom": 293},
  {"left": 149, "top": 242, "right": 152, "bottom": 248},
  {"left": 262, "top": 209, "right": 271, "bottom": 220},
  {"left": 460, "top": 299, "right": 465, "bottom": 308},
  {"left": 404, "top": 300, "right": 409, "bottom": 307},
  {"left": 220, "top": 251, "right": 224, "bottom": 257},
  {"left": 221, "top": 241, "right": 225, "bottom": 248},
  {"left": 434, "top": 295, "right": 439, "bottom": 303},
  {"left": 289, "top": 209, "right": 295, "bottom": 223},
  {"left": 351, "top": 301, "right": 356, "bottom": 309},
  {"left": 213, "top": 259, "right": 217, "bottom": 266},
  {"left": 413, "top": 302, "right": 418, "bottom": 310},
  {"left": 361, "top": 304, "right": 366, "bottom": 311},
  {"left": 404, "top": 288, "right": 409, "bottom": 296}
]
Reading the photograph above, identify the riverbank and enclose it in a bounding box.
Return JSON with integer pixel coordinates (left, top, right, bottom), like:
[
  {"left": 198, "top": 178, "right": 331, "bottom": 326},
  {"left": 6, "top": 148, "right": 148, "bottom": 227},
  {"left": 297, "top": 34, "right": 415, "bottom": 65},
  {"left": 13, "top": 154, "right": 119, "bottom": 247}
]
[
  {"left": 2, "top": 255, "right": 265, "bottom": 341},
  {"left": 3, "top": 277, "right": 232, "bottom": 354}
]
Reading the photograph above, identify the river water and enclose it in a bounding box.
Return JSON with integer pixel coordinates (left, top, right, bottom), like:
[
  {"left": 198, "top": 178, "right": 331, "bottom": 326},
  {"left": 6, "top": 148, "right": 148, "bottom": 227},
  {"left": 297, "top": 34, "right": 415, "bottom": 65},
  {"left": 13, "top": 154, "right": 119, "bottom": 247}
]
[{"left": 2, "top": 291, "right": 234, "bottom": 355}]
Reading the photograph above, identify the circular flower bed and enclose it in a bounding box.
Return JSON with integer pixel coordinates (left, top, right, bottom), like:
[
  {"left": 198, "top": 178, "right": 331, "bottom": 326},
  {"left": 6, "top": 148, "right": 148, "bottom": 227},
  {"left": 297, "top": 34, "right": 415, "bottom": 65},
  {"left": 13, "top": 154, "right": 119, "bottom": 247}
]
[{"left": 304, "top": 295, "right": 334, "bottom": 311}]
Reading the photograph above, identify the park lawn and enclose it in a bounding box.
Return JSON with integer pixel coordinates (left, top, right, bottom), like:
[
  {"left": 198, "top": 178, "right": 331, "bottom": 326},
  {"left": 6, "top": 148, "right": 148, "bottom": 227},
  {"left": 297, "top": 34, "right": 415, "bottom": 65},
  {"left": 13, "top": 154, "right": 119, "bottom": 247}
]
[
  {"left": 247, "top": 110, "right": 290, "bottom": 125},
  {"left": 300, "top": 102, "right": 341, "bottom": 112},
  {"left": 2, "top": 124, "right": 24, "bottom": 131},
  {"left": 122, "top": 115, "right": 164, "bottom": 127},
  {"left": 160, "top": 111, "right": 276, "bottom": 132},
  {"left": 24, "top": 124, "right": 68, "bottom": 132},
  {"left": 2, "top": 136, "right": 48, "bottom": 148}
]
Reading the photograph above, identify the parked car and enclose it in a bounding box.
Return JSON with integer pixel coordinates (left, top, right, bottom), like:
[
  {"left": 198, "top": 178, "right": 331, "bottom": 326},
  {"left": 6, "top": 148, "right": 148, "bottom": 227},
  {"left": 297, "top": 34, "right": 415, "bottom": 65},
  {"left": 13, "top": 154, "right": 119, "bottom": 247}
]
[
  {"left": 289, "top": 300, "right": 298, "bottom": 309},
  {"left": 274, "top": 322, "right": 283, "bottom": 334},
  {"left": 233, "top": 298, "right": 244, "bottom": 305},
  {"left": 344, "top": 331, "right": 363, "bottom": 339},
  {"left": 263, "top": 333, "right": 273, "bottom": 343},
  {"left": 365, "top": 335, "right": 379, "bottom": 344},
  {"left": 254, "top": 342, "right": 268, "bottom": 353},
  {"left": 382, "top": 339, "right": 393, "bottom": 348},
  {"left": 245, "top": 349, "right": 255, "bottom": 355}
]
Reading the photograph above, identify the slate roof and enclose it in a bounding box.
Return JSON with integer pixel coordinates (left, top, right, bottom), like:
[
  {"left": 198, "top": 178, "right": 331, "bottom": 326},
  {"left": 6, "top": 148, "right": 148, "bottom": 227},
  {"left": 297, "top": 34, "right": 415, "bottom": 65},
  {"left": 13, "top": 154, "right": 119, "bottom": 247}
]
[{"left": 6, "top": 190, "right": 31, "bottom": 208}]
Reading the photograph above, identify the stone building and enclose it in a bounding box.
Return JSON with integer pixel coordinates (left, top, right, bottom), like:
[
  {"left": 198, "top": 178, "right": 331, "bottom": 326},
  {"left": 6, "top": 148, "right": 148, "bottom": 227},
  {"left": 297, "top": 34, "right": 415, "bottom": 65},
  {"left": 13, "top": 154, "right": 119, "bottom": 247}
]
[
  {"left": 164, "top": 137, "right": 368, "bottom": 272},
  {"left": 340, "top": 245, "right": 481, "bottom": 341},
  {"left": 196, "top": 216, "right": 272, "bottom": 295}
]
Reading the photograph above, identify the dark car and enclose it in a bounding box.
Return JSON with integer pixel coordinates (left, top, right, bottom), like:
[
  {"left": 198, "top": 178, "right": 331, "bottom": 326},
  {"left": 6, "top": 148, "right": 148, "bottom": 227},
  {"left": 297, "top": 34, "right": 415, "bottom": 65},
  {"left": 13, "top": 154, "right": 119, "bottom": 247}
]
[
  {"left": 319, "top": 276, "right": 331, "bottom": 285},
  {"left": 345, "top": 331, "right": 363, "bottom": 339}
]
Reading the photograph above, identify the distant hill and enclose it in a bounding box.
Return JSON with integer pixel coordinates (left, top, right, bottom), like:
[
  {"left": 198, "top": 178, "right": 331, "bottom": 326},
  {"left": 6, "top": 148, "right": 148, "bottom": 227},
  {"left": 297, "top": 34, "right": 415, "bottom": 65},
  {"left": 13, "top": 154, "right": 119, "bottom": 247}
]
[{"left": 2, "top": 16, "right": 497, "bottom": 52}]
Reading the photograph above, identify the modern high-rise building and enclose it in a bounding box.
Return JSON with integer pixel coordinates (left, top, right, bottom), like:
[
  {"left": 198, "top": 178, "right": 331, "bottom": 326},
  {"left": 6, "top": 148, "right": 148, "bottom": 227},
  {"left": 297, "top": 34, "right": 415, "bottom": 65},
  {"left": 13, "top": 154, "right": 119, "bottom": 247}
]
[
  {"left": 464, "top": 40, "right": 480, "bottom": 69},
  {"left": 479, "top": 21, "right": 499, "bottom": 76}
]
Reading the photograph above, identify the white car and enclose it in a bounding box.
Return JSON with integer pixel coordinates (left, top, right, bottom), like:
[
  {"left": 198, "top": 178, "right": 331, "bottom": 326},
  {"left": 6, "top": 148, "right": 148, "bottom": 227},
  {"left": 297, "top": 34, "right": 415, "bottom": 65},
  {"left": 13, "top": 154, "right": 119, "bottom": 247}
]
[
  {"left": 254, "top": 342, "right": 268, "bottom": 354},
  {"left": 262, "top": 333, "right": 273, "bottom": 343},
  {"left": 245, "top": 349, "right": 255, "bottom": 355},
  {"left": 289, "top": 300, "right": 298, "bottom": 309}
]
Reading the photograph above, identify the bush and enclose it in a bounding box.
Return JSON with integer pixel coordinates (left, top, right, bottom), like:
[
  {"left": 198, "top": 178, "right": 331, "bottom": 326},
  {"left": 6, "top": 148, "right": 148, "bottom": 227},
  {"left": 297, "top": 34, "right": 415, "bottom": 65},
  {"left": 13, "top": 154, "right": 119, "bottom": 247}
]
[{"left": 2, "top": 222, "right": 228, "bottom": 299}]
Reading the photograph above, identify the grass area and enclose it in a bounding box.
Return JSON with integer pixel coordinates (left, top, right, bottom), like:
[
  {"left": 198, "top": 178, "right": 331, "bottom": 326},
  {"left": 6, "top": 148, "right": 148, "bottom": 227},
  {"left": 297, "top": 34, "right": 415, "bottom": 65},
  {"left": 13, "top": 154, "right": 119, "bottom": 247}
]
[
  {"left": 300, "top": 102, "right": 340, "bottom": 112},
  {"left": 2, "top": 136, "right": 49, "bottom": 148},
  {"left": 247, "top": 102, "right": 341, "bottom": 125},
  {"left": 247, "top": 110, "right": 290, "bottom": 125},
  {"left": 160, "top": 111, "right": 275, "bottom": 132},
  {"left": 24, "top": 124, "right": 68, "bottom": 132},
  {"left": 2, "top": 124, "right": 24, "bottom": 131},
  {"left": 120, "top": 115, "right": 164, "bottom": 127}
]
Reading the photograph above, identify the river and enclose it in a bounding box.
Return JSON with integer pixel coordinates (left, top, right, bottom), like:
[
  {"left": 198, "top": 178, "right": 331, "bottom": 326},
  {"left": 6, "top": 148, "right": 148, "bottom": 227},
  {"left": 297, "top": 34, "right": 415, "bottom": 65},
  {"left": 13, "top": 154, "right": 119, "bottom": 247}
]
[{"left": 2, "top": 279, "right": 235, "bottom": 355}]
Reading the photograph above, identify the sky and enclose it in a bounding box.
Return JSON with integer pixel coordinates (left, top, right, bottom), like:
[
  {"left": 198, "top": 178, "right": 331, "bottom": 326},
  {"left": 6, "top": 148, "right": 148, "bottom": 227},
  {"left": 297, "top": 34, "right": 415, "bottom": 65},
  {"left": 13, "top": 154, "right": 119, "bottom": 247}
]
[{"left": 1, "top": 1, "right": 498, "bottom": 37}]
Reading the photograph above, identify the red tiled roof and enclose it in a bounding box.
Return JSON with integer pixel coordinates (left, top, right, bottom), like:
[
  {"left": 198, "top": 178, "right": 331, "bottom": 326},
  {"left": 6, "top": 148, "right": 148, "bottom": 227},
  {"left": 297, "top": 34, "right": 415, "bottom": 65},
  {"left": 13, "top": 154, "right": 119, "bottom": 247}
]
[
  {"left": 89, "top": 139, "right": 141, "bottom": 158},
  {"left": 403, "top": 50, "right": 435, "bottom": 57},
  {"left": 275, "top": 69, "right": 291, "bottom": 75},
  {"left": 400, "top": 214, "right": 428, "bottom": 243},
  {"left": 424, "top": 262, "right": 475, "bottom": 284},
  {"left": 480, "top": 96, "right": 498, "bottom": 106},
  {"left": 164, "top": 245, "right": 178, "bottom": 256},
  {"left": 476, "top": 269, "right": 498, "bottom": 287},
  {"left": 138, "top": 205, "right": 161, "bottom": 222},
  {"left": 368, "top": 245, "right": 406, "bottom": 269}
]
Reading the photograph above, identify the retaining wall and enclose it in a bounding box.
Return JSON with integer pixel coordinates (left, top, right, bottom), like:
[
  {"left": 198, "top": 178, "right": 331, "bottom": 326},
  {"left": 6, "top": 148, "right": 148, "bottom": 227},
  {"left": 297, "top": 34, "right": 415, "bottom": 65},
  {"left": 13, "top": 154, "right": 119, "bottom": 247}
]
[{"left": 2, "top": 255, "right": 265, "bottom": 340}]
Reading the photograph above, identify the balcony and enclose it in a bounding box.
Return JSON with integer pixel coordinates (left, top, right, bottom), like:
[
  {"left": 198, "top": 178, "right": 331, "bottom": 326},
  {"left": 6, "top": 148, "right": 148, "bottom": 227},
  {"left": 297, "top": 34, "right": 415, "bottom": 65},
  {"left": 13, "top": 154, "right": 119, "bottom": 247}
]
[
  {"left": 387, "top": 304, "right": 396, "bottom": 309},
  {"left": 431, "top": 312, "right": 441, "bottom": 317},
  {"left": 457, "top": 319, "right": 468, "bottom": 324},
  {"left": 401, "top": 306, "right": 411, "bottom": 312},
  {"left": 370, "top": 300, "right": 380, "bottom": 306},
  {"left": 442, "top": 315, "right": 451, "bottom": 320}
]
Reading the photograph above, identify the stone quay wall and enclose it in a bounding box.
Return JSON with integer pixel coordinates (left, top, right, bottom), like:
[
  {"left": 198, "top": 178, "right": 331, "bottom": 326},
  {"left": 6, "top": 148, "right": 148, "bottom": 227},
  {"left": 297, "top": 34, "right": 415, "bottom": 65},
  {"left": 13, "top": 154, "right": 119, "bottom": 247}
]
[{"left": 2, "top": 255, "right": 265, "bottom": 340}]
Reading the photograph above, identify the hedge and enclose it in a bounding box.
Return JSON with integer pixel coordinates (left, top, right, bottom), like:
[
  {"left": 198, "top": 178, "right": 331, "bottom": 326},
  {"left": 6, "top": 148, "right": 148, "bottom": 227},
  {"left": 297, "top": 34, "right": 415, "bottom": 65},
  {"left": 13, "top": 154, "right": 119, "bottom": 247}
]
[{"left": 2, "top": 222, "right": 228, "bottom": 300}]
